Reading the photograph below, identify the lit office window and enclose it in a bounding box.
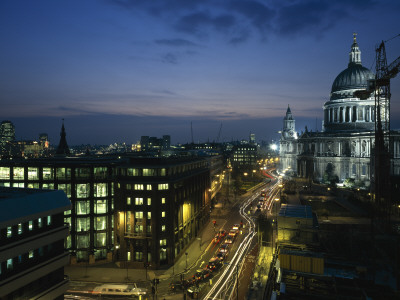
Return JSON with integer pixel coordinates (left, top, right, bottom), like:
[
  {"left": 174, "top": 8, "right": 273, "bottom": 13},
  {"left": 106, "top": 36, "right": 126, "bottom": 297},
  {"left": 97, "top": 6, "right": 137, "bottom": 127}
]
[
  {"left": 77, "top": 235, "right": 89, "bottom": 248},
  {"left": 27, "top": 167, "right": 39, "bottom": 180},
  {"left": 29, "top": 250, "right": 34, "bottom": 259},
  {"left": 147, "top": 198, "right": 151, "bottom": 205},
  {"left": 127, "top": 197, "right": 131, "bottom": 205},
  {"left": 146, "top": 184, "right": 152, "bottom": 190},
  {"left": 76, "top": 217, "right": 90, "bottom": 231},
  {"left": 18, "top": 223, "right": 22, "bottom": 234},
  {"left": 96, "top": 200, "right": 107, "bottom": 214},
  {"left": 135, "top": 211, "right": 143, "bottom": 219},
  {"left": 0, "top": 167, "right": 10, "bottom": 179},
  {"left": 95, "top": 216, "right": 107, "bottom": 230},
  {"left": 143, "top": 169, "right": 156, "bottom": 176},
  {"left": 126, "top": 184, "right": 132, "bottom": 190},
  {"left": 76, "top": 183, "right": 90, "bottom": 198},
  {"left": 95, "top": 233, "right": 106, "bottom": 247},
  {"left": 94, "top": 167, "right": 107, "bottom": 179},
  {"left": 135, "top": 251, "right": 143, "bottom": 261},
  {"left": 13, "top": 167, "right": 24, "bottom": 180},
  {"left": 147, "top": 212, "right": 151, "bottom": 219},
  {"left": 38, "top": 218, "right": 42, "bottom": 228},
  {"left": 161, "top": 211, "right": 166, "bottom": 217},
  {"left": 56, "top": 168, "right": 71, "bottom": 180},
  {"left": 134, "top": 184, "right": 144, "bottom": 190},
  {"left": 160, "top": 249, "right": 167, "bottom": 261},
  {"left": 75, "top": 168, "right": 90, "bottom": 179},
  {"left": 158, "top": 183, "right": 168, "bottom": 190},
  {"left": 47, "top": 216, "right": 51, "bottom": 225},
  {"left": 127, "top": 251, "right": 131, "bottom": 261},
  {"left": 42, "top": 183, "right": 54, "bottom": 189},
  {"left": 162, "top": 225, "right": 166, "bottom": 232},
  {"left": 135, "top": 198, "right": 144, "bottom": 205},
  {"left": 127, "top": 168, "right": 140, "bottom": 176},
  {"left": 160, "top": 168, "right": 166, "bottom": 176},
  {"left": 58, "top": 183, "right": 71, "bottom": 198},
  {"left": 161, "top": 198, "right": 166, "bottom": 204},
  {"left": 42, "top": 167, "right": 54, "bottom": 180},
  {"left": 7, "top": 259, "right": 13, "bottom": 270},
  {"left": 76, "top": 201, "right": 90, "bottom": 215},
  {"left": 160, "top": 239, "right": 167, "bottom": 246},
  {"left": 7, "top": 226, "right": 12, "bottom": 237},
  {"left": 94, "top": 183, "right": 107, "bottom": 197},
  {"left": 29, "top": 221, "right": 33, "bottom": 231}
]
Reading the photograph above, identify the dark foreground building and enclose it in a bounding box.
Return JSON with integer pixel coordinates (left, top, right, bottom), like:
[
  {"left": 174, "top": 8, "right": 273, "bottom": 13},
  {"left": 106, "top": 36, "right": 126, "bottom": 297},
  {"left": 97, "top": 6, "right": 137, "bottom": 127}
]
[{"left": 0, "top": 187, "right": 71, "bottom": 299}]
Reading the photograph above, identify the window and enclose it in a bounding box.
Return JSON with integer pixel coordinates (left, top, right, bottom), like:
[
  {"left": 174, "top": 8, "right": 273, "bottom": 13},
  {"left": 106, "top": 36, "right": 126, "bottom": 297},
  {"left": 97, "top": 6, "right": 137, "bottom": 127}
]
[
  {"left": 94, "top": 167, "right": 107, "bottom": 179},
  {"left": 147, "top": 225, "right": 152, "bottom": 233},
  {"left": 13, "top": 167, "right": 24, "bottom": 180},
  {"left": 42, "top": 183, "right": 54, "bottom": 189},
  {"left": 135, "top": 251, "right": 143, "bottom": 261},
  {"left": 158, "top": 183, "right": 169, "bottom": 190},
  {"left": 94, "top": 183, "right": 107, "bottom": 197},
  {"left": 58, "top": 183, "right": 71, "bottom": 197},
  {"left": 127, "top": 251, "right": 131, "bottom": 261},
  {"left": 146, "top": 184, "right": 152, "bottom": 190},
  {"left": 160, "top": 168, "right": 166, "bottom": 176},
  {"left": 134, "top": 184, "right": 144, "bottom": 190},
  {"left": 12, "top": 182, "right": 24, "bottom": 188},
  {"left": 76, "top": 183, "right": 90, "bottom": 198},
  {"left": 77, "top": 234, "right": 89, "bottom": 248},
  {"left": 29, "top": 250, "right": 34, "bottom": 258},
  {"left": 64, "top": 209, "right": 71, "bottom": 215},
  {"left": 161, "top": 197, "right": 166, "bottom": 204},
  {"left": 75, "top": 168, "right": 90, "bottom": 179},
  {"left": 135, "top": 198, "right": 144, "bottom": 205},
  {"left": 95, "top": 233, "right": 107, "bottom": 247},
  {"left": 7, "top": 259, "right": 13, "bottom": 270},
  {"left": 76, "top": 217, "right": 90, "bottom": 231},
  {"left": 147, "top": 212, "right": 151, "bottom": 219},
  {"left": 0, "top": 167, "right": 10, "bottom": 179},
  {"left": 160, "top": 249, "right": 167, "bottom": 261},
  {"left": 126, "top": 184, "right": 132, "bottom": 190},
  {"left": 162, "top": 211, "right": 166, "bottom": 218},
  {"left": 127, "top": 197, "right": 131, "bottom": 205},
  {"left": 96, "top": 199, "right": 107, "bottom": 214},
  {"left": 95, "top": 216, "right": 107, "bottom": 230},
  {"left": 135, "top": 211, "right": 143, "bottom": 219},
  {"left": 56, "top": 167, "right": 71, "bottom": 180},
  {"left": 29, "top": 220, "right": 33, "bottom": 231},
  {"left": 7, "top": 226, "right": 12, "bottom": 237},
  {"left": 160, "top": 239, "right": 167, "bottom": 246},
  {"left": 147, "top": 198, "right": 151, "bottom": 205},
  {"left": 38, "top": 218, "right": 42, "bottom": 228},
  {"left": 143, "top": 169, "right": 156, "bottom": 176},
  {"left": 42, "top": 167, "right": 54, "bottom": 180},
  {"left": 134, "top": 224, "right": 143, "bottom": 233},
  {"left": 47, "top": 216, "right": 51, "bottom": 225},
  {"left": 127, "top": 168, "right": 139, "bottom": 176},
  {"left": 18, "top": 223, "right": 22, "bottom": 234},
  {"left": 76, "top": 201, "right": 90, "bottom": 215},
  {"left": 28, "top": 167, "right": 39, "bottom": 180},
  {"left": 162, "top": 225, "right": 166, "bottom": 232}
]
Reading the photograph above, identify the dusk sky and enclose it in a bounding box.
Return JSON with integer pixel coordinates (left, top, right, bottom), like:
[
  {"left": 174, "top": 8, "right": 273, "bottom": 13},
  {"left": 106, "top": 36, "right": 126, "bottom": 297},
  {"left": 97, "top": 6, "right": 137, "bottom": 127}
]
[{"left": 1, "top": 0, "right": 400, "bottom": 145}]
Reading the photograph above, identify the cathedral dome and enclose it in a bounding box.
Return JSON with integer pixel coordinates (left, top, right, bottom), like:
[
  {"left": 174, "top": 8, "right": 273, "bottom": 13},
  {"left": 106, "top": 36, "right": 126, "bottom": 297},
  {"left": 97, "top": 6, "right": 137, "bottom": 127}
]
[
  {"left": 329, "top": 34, "right": 374, "bottom": 101},
  {"left": 331, "top": 64, "right": 374, "bottom": 94}
]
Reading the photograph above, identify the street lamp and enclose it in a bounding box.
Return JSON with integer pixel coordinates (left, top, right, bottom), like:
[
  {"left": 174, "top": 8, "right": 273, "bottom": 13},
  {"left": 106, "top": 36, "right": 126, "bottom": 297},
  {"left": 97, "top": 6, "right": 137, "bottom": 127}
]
[
  {"left": 274, "top": 198, "right": 280, "bottom": 251},
  {"left": 185, "top": 252, "right": 188, "bottom": 270}
]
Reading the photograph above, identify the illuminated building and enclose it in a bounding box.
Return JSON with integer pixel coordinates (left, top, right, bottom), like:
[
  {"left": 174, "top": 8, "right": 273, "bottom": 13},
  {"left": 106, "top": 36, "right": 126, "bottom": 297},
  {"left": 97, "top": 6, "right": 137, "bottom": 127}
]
[
  {"left": 232, "top": 144, "right": 258, "bottom": 168},
  {"left": 279, "top": 35, "right": 400, "bottom": 185},
  {"left": 0, "top": 187, "right": 71, "bottom": 299}
]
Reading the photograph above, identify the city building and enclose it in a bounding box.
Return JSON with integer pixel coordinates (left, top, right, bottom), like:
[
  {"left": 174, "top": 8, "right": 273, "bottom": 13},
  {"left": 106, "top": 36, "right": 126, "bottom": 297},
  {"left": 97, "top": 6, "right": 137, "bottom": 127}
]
[
  {"left": 0, "top": 187, "right": 71, "bottom": 299},
  {"left": 279, "top": 34, "right": 400, "bottom": 187},
  {"left": 0, "top": 120, "right": 16, "bottom": 157},
  {"left": 231, "top": 143, "right": 258, "bottom": 169},
  {"left": 114, "top": 156, "right": 210, "bottom": 268}
]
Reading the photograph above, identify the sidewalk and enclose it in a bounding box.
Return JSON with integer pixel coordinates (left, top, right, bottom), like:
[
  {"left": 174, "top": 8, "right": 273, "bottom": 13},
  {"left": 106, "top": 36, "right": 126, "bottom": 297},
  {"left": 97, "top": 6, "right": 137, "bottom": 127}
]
[{"left": 65, "top": 209, "right": 225, "bottom": 284}]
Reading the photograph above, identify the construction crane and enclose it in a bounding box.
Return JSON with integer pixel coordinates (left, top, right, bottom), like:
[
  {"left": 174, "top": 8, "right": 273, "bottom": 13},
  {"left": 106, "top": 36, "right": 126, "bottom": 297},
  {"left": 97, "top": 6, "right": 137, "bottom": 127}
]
[{"left": 354, "top": 34, "right": 400, "bottom": 224}]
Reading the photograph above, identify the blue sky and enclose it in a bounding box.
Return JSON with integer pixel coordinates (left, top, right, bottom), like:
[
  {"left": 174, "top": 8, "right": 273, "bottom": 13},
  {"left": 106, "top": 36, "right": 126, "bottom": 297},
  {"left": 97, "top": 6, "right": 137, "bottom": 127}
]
[{"left": 1, "top": 0, "right": 399, "bottom": 145}]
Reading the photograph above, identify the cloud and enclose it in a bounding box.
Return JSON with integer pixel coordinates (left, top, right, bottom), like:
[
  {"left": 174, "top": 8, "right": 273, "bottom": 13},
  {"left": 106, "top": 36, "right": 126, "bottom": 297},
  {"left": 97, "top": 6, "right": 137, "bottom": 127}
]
[
  {"left": 161, "top": 53, "right": 178, "bottom": 64},
  {"left": 155, "top": 38, "right": 198, "bottom": 47}
]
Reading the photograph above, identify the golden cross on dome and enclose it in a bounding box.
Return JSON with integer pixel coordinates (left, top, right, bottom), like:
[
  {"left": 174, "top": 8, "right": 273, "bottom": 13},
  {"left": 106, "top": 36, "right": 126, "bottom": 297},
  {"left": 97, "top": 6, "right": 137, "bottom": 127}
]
[{"left": 353, "top": 32, "right": 357, "bottom": 42}]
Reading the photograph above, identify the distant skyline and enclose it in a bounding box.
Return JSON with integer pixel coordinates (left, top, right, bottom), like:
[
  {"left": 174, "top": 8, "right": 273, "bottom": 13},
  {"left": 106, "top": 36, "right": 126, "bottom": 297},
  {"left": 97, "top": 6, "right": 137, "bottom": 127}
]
[{"left": 1, "top": 1, "right": 400, "bottom": 145}]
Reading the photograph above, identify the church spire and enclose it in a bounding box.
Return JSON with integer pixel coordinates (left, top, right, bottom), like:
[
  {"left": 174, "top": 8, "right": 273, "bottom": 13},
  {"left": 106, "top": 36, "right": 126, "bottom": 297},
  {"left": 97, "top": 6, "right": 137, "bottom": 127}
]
[
  {"left": 56, "top": 119, "right": 70, "bottom": 156},
  {"left": 349, "top": 32, "right": 361, "bottom": 66}
]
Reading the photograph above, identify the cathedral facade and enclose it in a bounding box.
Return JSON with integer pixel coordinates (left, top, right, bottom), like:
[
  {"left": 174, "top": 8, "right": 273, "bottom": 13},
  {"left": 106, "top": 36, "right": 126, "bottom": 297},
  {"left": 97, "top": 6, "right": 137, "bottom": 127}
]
[{"left": 280, "top": 35, "right": 400, "bottom": 187}]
